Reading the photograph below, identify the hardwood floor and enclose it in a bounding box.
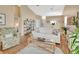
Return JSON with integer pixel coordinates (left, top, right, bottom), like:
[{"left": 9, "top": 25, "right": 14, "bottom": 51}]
[
  {"left": 0, "top": 33, "right": 70, "bottom": 54},
  {"left": 60, "top": 34, "right": 70, "bottom": 54}
]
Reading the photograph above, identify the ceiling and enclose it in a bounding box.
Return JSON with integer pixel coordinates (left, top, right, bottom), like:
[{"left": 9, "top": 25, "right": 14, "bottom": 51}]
[{"left": 27, "top": 5, "right": 65, "bottom": 16}]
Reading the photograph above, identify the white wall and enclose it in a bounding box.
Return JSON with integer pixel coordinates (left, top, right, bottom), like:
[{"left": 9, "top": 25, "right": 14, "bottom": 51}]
[
  {"left": 45, "top": 16, "right": 64, "bottom": 29},
  {"left": 64, "top": 5, "right": 79, "bottom": 16},
  {"left": 0, "top": 5, "right": 20, "bottom": 28},
  {"left": 0, "top": 5, "right": 15, "bottom": 27}
]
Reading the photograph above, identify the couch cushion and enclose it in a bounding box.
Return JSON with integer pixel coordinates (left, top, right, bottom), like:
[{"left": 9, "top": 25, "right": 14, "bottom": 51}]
[{"left": 38, "top": 27, "right": 53, "bottom": 34}]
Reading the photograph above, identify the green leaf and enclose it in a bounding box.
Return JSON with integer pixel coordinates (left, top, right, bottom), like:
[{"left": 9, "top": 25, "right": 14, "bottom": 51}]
[
  {"left": 72, "top": 46, "right": 79, "bottom": 52},
  {"left": 75, "top": 49, "right": 79, "bottom": 54},
  {"left": 70, "top": 36, "right": 76, "bottom": 38},
  {"left": 72, "top": 46, "right": 79, "bottom": 54},
  {"left": 71, "top": 36, "right": 77, "bottom": 48}
]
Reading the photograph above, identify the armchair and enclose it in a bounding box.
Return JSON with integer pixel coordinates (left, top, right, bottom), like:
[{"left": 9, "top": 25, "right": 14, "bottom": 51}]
[{"left": 0, "top": 27, "right": 20, "bottom": 50}]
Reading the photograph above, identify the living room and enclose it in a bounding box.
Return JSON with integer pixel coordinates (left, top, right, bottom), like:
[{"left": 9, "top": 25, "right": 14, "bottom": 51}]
[{"left": 0, "top": 5, "right": 79, "bottom": 54}]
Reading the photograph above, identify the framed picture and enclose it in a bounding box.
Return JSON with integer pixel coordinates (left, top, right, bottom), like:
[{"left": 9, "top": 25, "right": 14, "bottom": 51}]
[{"left": 0, "top": 13, "right": 6, "bottom": 25}]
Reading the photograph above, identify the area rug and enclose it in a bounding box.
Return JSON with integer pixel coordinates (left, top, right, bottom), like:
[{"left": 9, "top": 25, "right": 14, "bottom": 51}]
[{"left": 17, "top": 43, "right": 63, "bottom": 54}]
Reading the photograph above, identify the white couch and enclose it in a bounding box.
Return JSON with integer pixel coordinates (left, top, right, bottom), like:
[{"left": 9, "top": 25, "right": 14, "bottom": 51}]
[{"left": 32, "top": 27, "right": 60, "bottom": 43}]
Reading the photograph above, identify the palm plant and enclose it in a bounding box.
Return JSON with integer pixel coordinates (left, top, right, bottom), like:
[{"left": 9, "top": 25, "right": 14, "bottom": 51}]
[{"left": 70, "top": 28, "right": 79, "bottom": 54}]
